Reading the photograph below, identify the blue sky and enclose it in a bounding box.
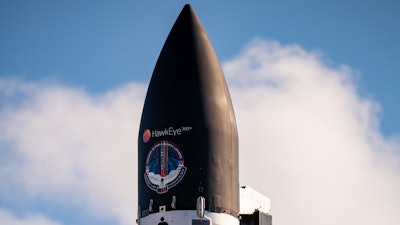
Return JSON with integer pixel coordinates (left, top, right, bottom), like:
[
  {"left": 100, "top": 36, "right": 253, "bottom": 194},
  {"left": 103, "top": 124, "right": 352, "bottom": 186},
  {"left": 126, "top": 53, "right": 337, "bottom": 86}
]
[
  {"left": 1, "top": 1, "right": 400, "bottom": 225},
  {"left": 1, "top": 0, "right": 399, "bottom": 134}
]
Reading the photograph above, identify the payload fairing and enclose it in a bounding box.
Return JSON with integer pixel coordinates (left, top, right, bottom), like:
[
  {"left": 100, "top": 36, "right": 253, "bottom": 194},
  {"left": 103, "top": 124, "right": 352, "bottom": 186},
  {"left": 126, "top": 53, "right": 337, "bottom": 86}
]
[{"left": 138, "top": 4, "right": 271, "bottom": 225}]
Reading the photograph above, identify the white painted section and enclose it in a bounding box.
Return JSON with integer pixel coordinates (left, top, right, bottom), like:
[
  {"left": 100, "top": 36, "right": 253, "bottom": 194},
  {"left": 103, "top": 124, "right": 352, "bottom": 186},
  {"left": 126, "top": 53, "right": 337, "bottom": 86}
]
[
  {"left": 139, "top": 210, "right": 239, "bottom": 225},
  {"left": 239, "top": 185, "right": 271, "bottom": 214}
]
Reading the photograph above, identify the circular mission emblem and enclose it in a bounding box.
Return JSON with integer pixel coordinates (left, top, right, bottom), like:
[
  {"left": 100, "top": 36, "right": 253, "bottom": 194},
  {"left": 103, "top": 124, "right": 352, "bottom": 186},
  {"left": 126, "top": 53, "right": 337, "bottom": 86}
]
[{"left": 144, "top": 140, "right": 186, "bottom": 194}]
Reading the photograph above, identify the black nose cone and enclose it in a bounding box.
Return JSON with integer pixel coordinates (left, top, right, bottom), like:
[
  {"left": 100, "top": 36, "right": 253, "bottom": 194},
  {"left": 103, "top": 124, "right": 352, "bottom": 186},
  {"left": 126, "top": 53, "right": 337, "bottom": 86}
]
[{"left": 138, "top": 4, "right": 239, "bottom": 218}]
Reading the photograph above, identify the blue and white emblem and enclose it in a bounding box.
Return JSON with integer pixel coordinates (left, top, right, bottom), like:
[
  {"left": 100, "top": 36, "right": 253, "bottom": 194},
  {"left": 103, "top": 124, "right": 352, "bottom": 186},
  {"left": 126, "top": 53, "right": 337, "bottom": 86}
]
[{"left": 144, "top": 140, "right": 186, "bottom": 194}]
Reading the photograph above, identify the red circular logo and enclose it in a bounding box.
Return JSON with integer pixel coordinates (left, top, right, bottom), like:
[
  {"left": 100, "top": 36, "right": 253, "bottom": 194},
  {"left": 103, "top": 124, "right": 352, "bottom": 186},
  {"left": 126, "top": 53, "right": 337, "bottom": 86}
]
[{"left": 143, "top": 129, "right": 151, "bottom": 143}]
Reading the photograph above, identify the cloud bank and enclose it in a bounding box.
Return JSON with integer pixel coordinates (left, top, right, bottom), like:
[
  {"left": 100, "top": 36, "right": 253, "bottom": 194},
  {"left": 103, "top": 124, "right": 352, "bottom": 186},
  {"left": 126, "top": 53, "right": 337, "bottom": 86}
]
[
  {"left": 0, "top": 38, "right": 399, "bottom": 225},
  {"left": 0, "top": 209, "right": 61, "bottom": 225},
  {"left": 0, "top": 79, "right": 146, "bottom": 224},
  {"left": 224, "top": 39, "right": 400, "bottom": 225}
]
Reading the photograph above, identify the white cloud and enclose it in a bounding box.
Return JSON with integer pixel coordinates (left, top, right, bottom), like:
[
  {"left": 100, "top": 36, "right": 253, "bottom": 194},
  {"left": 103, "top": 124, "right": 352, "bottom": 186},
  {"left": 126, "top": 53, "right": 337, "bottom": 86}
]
[
  {"left": 224, "top": 38, "right": 400, "bottom": 225},
  {"left": 0, "top": 79, "right": 146, "bottom": 224},
  {"left": 0, "top": 209, "right": 61, "bottom": 225},
  {"left": 0, "top": 38, "right": 399, "bottom": 225}
]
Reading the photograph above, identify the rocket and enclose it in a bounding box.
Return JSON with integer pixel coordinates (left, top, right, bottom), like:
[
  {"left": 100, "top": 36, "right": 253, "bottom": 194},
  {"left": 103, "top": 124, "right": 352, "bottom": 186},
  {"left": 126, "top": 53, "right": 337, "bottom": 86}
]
[{"left": 137, "top": 4, "right": 271, "bottom": 225}]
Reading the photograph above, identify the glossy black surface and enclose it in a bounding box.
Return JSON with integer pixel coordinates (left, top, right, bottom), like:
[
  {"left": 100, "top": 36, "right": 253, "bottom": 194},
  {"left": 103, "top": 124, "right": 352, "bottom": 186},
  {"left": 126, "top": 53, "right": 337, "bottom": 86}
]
[{"left": 138, "top": 4, "right": 239, "bottom": 217}]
